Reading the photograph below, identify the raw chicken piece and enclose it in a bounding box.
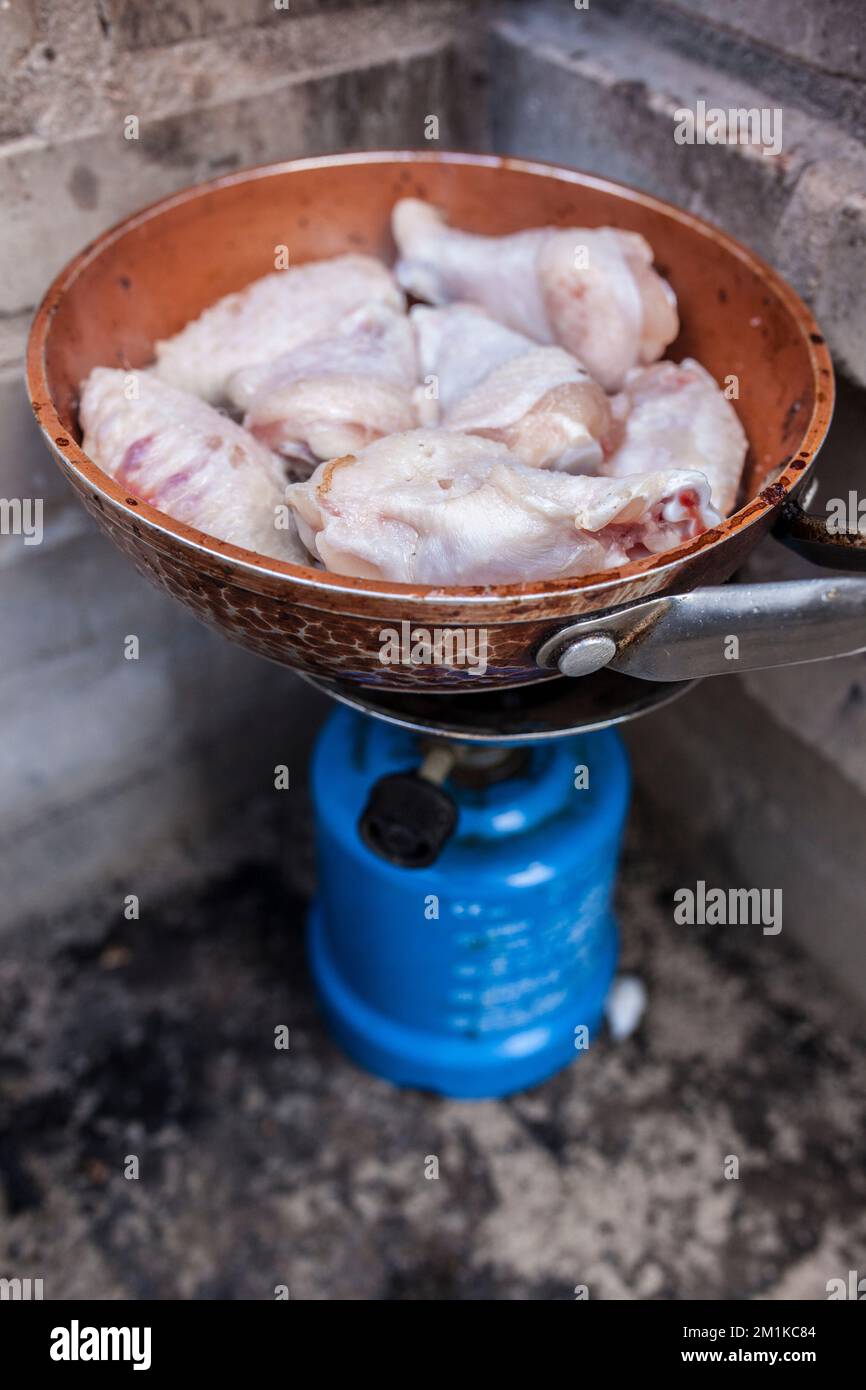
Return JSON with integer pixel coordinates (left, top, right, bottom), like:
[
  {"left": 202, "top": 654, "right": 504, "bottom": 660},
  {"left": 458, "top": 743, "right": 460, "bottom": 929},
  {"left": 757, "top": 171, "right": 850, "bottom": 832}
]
[
  {"left": 393, "top": 199, "right": 678, "bottom": 392},
  {"left": 603, "top": 358, "right": 748, "bottom": 516},
  {"left": 154, "top": 254, "right": 403, "bottom": 403},
  {"left": 80, "top": 368, "right": 307, "bottom": 564},
  {"left": 285, "top": 429, "right": 718, "bottom": 585},
  {"left": 412, "top": 303, "right": 611, "bottom": 471},
  {"left": 236, "top": 302, "right": 419, "bottom": 472}
]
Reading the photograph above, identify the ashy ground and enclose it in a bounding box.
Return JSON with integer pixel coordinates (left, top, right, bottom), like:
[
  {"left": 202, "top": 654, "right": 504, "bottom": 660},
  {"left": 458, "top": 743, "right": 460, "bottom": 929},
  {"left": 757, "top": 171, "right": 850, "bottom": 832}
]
[{"left": 1, "top": 790, "right": 864, "bottom": 1301}]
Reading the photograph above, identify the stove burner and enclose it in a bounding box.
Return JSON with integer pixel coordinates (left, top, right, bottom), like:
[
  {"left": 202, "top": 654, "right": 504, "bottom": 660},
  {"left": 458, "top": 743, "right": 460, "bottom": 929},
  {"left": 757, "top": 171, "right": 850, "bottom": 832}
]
[{"left": 300, "top": 669, "right": 698, "bottom": 742}]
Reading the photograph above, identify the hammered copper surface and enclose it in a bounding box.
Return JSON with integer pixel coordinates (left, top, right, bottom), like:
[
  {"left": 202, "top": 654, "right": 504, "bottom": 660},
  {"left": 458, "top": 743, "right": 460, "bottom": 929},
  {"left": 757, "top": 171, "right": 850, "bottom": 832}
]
[{"left": 27, "top": 152, "right": 835, "bottom": 690}]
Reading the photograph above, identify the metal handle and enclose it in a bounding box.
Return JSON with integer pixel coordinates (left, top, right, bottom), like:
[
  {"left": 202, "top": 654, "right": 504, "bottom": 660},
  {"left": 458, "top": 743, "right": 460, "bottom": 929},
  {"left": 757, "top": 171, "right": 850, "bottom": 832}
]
[{"left": 537, "top": 578, "right": 866, "bottom": 683}]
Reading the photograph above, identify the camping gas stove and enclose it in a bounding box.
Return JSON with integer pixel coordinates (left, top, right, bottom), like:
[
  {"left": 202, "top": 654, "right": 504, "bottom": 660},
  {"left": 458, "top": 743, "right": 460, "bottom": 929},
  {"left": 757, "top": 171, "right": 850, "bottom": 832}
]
[
  {"left": 304, "top": 672, "right": 664, "bottom": 1098},
  {"left": 25, "top": 148, "right": 866, "bottom": 1100}
]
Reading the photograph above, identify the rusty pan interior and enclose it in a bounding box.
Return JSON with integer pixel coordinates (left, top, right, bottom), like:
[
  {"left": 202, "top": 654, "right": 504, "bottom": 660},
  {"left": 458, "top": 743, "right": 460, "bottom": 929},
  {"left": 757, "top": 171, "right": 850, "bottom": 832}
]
[{"left": 26, "top": 151, "right": 834, "bottom": 689}]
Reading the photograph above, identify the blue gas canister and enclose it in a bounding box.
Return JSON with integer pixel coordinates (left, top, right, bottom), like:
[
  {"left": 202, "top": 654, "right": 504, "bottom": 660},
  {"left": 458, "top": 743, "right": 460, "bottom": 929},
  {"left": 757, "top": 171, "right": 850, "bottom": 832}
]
[{"left": 309, "top": 707, "right": 630, "bottom": 1099}]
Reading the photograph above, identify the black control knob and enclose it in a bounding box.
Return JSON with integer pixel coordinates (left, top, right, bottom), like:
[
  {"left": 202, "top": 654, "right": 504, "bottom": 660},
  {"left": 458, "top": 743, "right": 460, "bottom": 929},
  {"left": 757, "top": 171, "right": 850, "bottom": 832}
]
[{"left": 359, "top": 771, "right": 458, "bottom": 868}]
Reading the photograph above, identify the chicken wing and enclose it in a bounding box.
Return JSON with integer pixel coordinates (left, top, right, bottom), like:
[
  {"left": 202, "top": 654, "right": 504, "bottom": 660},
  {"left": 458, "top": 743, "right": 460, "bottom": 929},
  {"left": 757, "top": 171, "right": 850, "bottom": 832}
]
[
  {"left": 412, "top": 303, "right": 611, "bottom": 471},
  {"left": 80, "top": 368, "right": 306, "bottom": 563},
  {"left": 237, "top": 302, "right": 419, "bottom": 472},
  {"left": 393, "top": 200, "right": 678, "bottom": 392},
  {"left": 154, "top": 254, "right": 403, "bottom": 404},
  {"left": 603, "top": 358, "right": 748, "bottom": 516},
  {"left": 285, "top": 429, "right": 718, "bottom": 585}
]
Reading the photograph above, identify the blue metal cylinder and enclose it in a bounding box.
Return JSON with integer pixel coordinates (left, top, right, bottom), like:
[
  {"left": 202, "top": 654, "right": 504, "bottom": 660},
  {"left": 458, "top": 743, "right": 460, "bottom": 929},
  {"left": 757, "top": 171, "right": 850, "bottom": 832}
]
[{"left": 309, "top": 708, "right": 630, "bottom": 1099}]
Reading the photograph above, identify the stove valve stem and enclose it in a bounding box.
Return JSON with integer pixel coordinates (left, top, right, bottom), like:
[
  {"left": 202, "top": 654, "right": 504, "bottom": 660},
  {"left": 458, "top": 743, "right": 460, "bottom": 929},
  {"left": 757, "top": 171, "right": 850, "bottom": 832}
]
[{"left": 358, "top": 742, "right": 459, "bottom": 868}]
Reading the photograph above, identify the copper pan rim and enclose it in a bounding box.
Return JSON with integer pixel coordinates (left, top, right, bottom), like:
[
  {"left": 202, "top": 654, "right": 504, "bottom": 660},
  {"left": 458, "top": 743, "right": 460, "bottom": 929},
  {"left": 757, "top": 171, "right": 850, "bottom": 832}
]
[{"left": 26, "top": 149, "right": 835, "bottom": 610}]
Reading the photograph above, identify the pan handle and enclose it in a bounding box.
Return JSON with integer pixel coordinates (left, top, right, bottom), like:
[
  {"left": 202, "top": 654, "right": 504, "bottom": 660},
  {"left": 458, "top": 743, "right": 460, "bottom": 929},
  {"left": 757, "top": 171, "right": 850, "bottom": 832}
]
[
  {"left": 535, "top": 577, "right": 866, "bottom": 682},
  {"left": 773, "top": 496, "right": 866, "bottom": 570}
]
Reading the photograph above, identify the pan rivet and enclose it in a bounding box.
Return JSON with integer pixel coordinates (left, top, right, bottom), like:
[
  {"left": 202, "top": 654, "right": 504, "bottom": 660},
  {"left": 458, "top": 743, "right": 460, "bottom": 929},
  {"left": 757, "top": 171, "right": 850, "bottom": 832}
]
[{"left": 558, "top": 633, "right": 617, "bottom": 678}]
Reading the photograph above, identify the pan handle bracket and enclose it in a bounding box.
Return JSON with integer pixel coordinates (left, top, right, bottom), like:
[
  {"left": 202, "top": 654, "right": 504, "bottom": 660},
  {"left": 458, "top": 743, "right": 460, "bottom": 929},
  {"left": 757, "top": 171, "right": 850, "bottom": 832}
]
[{"left": 537, "top": 577, "right": 866, "bottom": 683}]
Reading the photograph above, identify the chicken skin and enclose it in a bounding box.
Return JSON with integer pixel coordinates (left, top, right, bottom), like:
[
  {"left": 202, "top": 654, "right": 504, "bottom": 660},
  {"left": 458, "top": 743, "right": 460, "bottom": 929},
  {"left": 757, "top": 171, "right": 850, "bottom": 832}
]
[
  {"left": 393, "top": 199, "right": 678, "bottom": 392},
  {"left": 238, "top": 302, "right": 419, "bottom": 472},
  {"left": 154, "top": 254, "right": 403, "bottom": 404},
  {"left": 603, "top": 358, "right": 748, "bottom": 516},
  {"left": 82, "top": 224, "right": 744, "bottom": 588},
  {"left": 285, "top": 428, "right": 718, "bottom": 585},
  {"left": 411, "top": 303, "right": 612, "bottom": 472},
  {"left": 80, "top": 368, "right": 306, "bottom": 563}
]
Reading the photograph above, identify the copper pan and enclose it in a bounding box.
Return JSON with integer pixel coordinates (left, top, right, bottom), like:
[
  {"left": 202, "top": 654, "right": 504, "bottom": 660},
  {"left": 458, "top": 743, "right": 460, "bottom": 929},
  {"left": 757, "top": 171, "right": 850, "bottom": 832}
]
[{"left": 26, "top": 152, "right": 866, "bottom": 694}]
